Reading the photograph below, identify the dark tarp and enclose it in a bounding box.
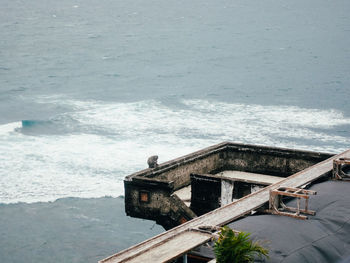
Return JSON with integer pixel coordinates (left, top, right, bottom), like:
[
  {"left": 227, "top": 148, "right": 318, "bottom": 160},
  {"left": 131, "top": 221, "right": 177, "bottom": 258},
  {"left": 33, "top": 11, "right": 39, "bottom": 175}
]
[{"left": 193, "top": 180, "right": 350, "bottom": 262}]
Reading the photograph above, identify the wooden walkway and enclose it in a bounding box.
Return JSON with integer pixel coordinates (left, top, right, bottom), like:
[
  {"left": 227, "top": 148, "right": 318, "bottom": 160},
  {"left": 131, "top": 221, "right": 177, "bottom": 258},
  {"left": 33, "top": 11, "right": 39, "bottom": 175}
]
[{"left": 100, "top": 149, "right": 350, "bottom": 263}]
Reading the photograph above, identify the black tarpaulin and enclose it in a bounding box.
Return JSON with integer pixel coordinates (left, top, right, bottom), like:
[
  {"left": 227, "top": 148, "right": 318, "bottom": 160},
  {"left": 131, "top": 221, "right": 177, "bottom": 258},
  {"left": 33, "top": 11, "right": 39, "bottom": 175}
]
[
  {"left": 227, "top": 180, "right": 350, "bottom": 262},
  {"left": 192, "top": 180, "right": 350, "bottom": 262}
]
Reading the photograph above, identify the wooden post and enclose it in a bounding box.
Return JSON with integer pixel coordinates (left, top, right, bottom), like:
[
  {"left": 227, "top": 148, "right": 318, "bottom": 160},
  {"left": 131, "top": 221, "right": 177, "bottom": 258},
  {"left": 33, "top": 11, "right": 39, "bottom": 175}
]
[
  {"left": 268, "top": 187, "right": 316, "bottom": 219},
  {"left": 333, "top": 158, "right": 350, "bottom": 180}
]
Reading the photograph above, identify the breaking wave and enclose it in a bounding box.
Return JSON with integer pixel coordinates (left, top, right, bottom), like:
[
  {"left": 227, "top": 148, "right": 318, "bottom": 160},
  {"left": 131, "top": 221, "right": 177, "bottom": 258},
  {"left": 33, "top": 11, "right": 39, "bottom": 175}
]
[{"left": 0, "top": 98, "right": 349, "bottom": 204}]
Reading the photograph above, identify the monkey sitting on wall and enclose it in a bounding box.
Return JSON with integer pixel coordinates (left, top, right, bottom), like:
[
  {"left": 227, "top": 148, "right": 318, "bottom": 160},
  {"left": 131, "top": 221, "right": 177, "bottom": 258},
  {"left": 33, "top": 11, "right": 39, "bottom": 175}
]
[{"left": 147, "top": 155, "right": 158, "bottom": 168}]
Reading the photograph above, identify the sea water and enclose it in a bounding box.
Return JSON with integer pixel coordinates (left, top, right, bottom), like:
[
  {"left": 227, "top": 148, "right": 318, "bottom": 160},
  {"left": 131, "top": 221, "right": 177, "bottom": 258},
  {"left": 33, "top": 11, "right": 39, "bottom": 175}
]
[{"left": 1, "top": 0, "right": 350, "bottom": 204}]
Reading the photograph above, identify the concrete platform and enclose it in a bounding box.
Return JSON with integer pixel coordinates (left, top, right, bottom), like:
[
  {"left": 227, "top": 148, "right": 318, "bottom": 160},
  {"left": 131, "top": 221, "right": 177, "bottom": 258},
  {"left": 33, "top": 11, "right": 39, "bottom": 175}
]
[
  {"left": 174, "top": 185, "right": 191, "bottom": 207},
  {"left": 216, "top": 170, "right": 284, "bottom": 185}
]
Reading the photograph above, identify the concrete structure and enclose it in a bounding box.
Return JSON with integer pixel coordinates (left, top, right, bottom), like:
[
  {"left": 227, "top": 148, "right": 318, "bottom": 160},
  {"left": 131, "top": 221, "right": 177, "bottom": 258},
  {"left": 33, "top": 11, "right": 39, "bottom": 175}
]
[
  {"left": 124, "top": 142, "right": 332, "bottom": 229},
  {"left": 100, "top": 146, "right": 350, "bottom": 263}
]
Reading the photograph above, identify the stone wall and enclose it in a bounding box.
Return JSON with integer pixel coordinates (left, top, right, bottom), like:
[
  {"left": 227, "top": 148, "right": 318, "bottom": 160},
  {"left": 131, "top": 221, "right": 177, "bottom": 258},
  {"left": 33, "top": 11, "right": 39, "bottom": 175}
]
[{"left": 223, "top": 144, "right": 332, "bottom": 177}]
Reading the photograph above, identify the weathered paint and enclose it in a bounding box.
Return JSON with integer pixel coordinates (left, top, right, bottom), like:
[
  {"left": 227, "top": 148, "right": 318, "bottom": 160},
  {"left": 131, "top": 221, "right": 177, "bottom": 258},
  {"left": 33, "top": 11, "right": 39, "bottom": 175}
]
[{"left": 221, "top": 179, "right": 234, "bottom": 206}]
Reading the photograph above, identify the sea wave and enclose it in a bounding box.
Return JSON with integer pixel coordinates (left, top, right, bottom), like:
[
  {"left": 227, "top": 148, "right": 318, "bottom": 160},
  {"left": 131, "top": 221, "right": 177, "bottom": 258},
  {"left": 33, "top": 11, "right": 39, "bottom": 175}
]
[{"left": 0, "top": 98, "right": 349, "bottom": 204}]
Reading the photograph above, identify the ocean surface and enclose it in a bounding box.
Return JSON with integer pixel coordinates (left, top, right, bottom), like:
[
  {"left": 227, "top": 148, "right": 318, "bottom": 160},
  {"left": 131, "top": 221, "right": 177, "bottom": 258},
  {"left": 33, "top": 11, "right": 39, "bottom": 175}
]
[{"left": 1, "top": 0, "right": 350, "bottom": 205}]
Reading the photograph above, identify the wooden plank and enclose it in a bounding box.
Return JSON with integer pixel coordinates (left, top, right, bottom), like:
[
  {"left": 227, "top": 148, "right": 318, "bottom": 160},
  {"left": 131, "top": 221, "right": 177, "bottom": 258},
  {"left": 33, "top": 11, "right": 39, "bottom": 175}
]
[
  {"left": 100, "top": 149, "right": 350, "bottom": 263},
  {"left": 215, "top": 170, "right": 283, "bottom": 185},
  {"left": 272, "top": 190, "right": 310, "bottom": 199},
  {"left": 123, "top": 231, "right": 212, "bottom": 263}
]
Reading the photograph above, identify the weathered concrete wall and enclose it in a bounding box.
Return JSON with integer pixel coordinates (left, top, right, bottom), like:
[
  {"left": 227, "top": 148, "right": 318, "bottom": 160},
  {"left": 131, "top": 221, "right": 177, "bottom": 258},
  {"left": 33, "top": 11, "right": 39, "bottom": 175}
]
[
  {"left": 156, "top": 152, "right": 225, "bottom": 190},
  {"left": 124, "top": 177, "right": 197, "bottom": 230},
  {"left": 223, "top": 144, "right": 332, "bottom": 177},
  {"left": 125, "top": 142, "right": 228, "bottom": 190},
  {"left": 124, "top": 178, "right": 174, "bottom": 222}
]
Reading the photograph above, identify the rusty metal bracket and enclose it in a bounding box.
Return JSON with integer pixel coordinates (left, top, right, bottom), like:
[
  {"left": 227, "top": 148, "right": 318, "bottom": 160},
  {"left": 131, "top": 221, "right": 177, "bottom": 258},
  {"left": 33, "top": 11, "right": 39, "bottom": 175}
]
[
  {"left": 333, "top": 158, "right": 350, "bottom": 180},
  {"left": 267, "top": 187, "right": 317, "bottom": 220}
]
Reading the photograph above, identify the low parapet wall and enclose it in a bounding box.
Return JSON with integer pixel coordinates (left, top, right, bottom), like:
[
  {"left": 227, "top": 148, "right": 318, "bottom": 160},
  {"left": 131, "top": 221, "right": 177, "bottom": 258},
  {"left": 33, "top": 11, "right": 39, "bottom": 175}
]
[
  {"left": 223, "top": 144, "right": 332, "bottom": 177},
  {"left": 125, "top": 142, "right": 229, "bottom": 190}
]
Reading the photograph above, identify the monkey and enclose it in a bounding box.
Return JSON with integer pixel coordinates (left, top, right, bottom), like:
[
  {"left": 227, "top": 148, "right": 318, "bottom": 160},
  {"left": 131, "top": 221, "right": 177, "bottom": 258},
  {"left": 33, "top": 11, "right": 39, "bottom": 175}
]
[{"left": 147, "top": 155, "right": 158, "bottom": 168}]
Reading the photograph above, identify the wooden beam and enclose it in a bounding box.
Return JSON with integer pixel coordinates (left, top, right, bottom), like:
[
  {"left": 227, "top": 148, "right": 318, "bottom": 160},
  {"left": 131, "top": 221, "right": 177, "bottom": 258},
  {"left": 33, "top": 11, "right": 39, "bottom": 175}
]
[{"left": 123, "top": 230, "right": 212, "bottom": 263}]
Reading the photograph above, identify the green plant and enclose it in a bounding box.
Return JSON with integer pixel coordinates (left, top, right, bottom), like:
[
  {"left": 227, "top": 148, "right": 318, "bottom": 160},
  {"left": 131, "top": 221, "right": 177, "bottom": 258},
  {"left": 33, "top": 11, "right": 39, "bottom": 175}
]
[{"left": 214, "top": 226, "right": 269, "bottom": 263}]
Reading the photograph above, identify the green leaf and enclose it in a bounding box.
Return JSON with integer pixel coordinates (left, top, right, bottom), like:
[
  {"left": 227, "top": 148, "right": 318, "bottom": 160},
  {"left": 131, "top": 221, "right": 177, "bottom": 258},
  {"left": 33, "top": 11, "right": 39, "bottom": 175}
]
[{"left": 214, "top": 226, "right": 269, "bottom": 263}]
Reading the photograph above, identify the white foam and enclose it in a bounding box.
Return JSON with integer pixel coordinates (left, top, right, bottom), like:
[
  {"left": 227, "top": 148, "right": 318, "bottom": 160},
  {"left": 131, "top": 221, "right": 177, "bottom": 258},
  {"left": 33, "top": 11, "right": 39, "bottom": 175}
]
[
  {"left": 0, "top": 122, "right": 22, "bottom": 135},
  {"left": 1, "top": 98, "right": 349, "bottom": 204}
]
